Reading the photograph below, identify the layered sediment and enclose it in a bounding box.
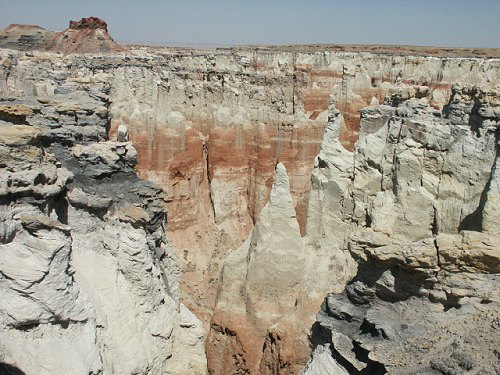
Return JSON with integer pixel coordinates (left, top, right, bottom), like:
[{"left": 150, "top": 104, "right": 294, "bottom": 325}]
[
  {"left": 106, "top": 49, "right": 499, "bottom": 373},
  {"left": 0, "top": 17, "right": 125, "bottom": 54},
  {"left": 0, "top": 24, "right": 55, "bottom": 51},
  {"left": 0, "top": 42, "right": 499, "bottom": 374},
  {"left": 43, "top": 17, "right": 126, "bottom": 54}
]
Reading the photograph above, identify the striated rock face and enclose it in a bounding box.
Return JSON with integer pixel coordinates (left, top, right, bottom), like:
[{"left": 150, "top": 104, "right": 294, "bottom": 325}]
[
  {"left": 108, "top": 51, "right": 499, "bottom": 328},
  {"left": 108, "top": 54, "right": 328, "bottom": 327},
  {"left": 107, "top": 50, "right": 499, "bottom": 373},
  {"left": 302, "top": 86, "right": 500, "bottom": 374},
  {"left": 206, "top": 162, "right": 356, "bottom": 374},
  {"left": 0, "top": 18, "right": 125, "bottom": 55},
  {"left": 207, "top": 163, "right": 311, "bottom": 374},
  {"left": 1, "top": 45, "right": 499, "bottom": 374},
  {"left": 0, "top": 63, "right": 206, "bottom": 374}
]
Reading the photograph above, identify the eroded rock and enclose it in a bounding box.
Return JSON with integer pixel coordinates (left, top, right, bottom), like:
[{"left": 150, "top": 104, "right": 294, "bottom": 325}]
[
  {"left": 302, "top": 86, "right": 500, "bottom": 375},
  {"left": 0, "top": 67, "right": 206, "bottom": 374},
  {"left": 0, "top": 44, "right": 499, "bottom": 375}
]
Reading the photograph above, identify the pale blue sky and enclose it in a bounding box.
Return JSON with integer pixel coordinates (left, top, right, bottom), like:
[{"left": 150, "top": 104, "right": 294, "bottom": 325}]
[{"left": 1, "top": 0, "right": 499, "bottom": 47}]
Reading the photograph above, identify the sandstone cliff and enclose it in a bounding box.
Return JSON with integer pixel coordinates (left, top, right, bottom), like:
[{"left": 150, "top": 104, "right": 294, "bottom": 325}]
[{"left": 106, "top": 48, "right": 499, "bottom": 373}]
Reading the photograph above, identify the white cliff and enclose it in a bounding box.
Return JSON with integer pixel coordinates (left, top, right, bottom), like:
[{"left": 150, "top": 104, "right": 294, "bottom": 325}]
[
  {"left": 302, "top": 87, "right": 500, "bottom": 374},
  {"left": 0, "top": 75, "right": 206, "bottom": 374}
]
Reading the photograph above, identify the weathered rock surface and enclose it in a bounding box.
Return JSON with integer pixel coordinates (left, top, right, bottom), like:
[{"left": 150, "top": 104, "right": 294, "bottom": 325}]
[
  {"left": 207, "top": 163, "right": 314, "bottom": 374},
  {"left": 43, "top": 17, "right": 126, "bottom": 55},
  {"left": 107, "top": 49, "right": 499, "bottom": 373},
  {"left": 1, "top": 45, "right": 499, "bottom": 374},
  {"left": 302, "top": 86, "right": 500, "bottom": 374},
  {"left": 0, "top": 18, "right": 125, "bottom": 54},
  {"left": 0, "top": 24, "right": 55, "bottom": 51},
  {"left": 0, "top": 69, "right": 206, "bottom": 374},
  {"left": 106, "top": 50, "right": 499, "bottom": 344},
  {"left": 206, "top": 155, "right": 357, "bottom": 374},
  {"left": 69, "top": 17, "right": 109, "bottom": 33}
]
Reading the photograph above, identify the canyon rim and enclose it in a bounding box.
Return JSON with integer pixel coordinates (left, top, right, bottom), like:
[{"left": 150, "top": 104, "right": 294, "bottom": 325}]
[{"left": 0, "top": 15, "right": 499, "bottom": 375}]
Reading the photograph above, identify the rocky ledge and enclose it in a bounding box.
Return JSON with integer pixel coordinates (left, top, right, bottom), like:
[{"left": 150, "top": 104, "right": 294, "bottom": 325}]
[{"left": 69, "top": 17, "right": 109, "bottom": 33}]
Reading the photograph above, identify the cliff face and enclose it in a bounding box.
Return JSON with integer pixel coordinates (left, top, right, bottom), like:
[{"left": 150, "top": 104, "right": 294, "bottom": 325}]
[
  {"left": 301, "top": 86, "right": 500, "bottom": 374},
  {"left": 0, "top": 52, "right": 206, "bottom": 374},
  {"left": 107, "top": 49, "right": 499, "bottom": 373},
  {"left": 0, "top": 46, "right": 499, "bottom": 375}
]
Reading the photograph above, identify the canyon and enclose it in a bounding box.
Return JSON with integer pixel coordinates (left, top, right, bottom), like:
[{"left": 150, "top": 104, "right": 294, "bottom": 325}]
[
  {"left": 107, "top": 48, "right": 500, "bottom": 374},
  {"left": 0, "top": 19, "right": 499, "bottom": 375}
]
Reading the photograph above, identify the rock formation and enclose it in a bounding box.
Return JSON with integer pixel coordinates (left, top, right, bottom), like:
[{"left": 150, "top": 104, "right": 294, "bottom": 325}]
[
  {"left": 0, "top": 17, "right": 125, "bottom": 54},
  {"left": 302, "top": 87, "right": 500, "bottom": 374},
  {"left": 206, "top": 163, "right": 312, "bottom": 374},
  {"left": 0, "top": 24, "right": 54, "bottom": 51},
  {"left": 106, "top": 48, "right": 499, "bottom": 373},
  {"left": 43, "top": 17, "right": 126, "bottom": 54},
  {"left": 0, "top": 38, "right": 499, "bottom": 374},
  {"left": 0, "top": 53, "right": 206, "bottom": 374}
]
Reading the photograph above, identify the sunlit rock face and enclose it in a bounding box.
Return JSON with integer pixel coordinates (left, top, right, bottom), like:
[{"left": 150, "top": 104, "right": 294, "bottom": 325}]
[
  {"left": 302, "top": 87, "right": 500, "bottom": 375},
  {"left": 43, "top": 17, "right": 126, "bottom": 54},
  {"left": 205, "top": 162, "right": 356, "bottom": 374},
  {"left": 0, "top": 53, "right": 206, "bottom": 375},
  {"left": 108, "top": 50, "right": 497, "bottom": 320},
  {"left": 1, "top": 45, "right": 499, "bottom": 375},
  {"left": 108, "top": 49, "right": 498, "bottom": 372},
  {"left": 0, "top": 17, "right": 126, "bottom": 55}
]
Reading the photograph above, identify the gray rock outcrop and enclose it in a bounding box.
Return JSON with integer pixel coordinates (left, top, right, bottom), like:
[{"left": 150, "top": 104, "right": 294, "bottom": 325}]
[{"left": 0, "top": 68, "right": 206, "bottom": 374}]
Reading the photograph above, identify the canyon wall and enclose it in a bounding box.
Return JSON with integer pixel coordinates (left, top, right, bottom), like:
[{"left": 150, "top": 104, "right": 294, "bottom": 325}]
[
  {"left": 0, "top": 46, "right": 498, "bottom": 374},
  {"left": 302, "top": 86, "right": 500, "bottom": 374},
  {"left": 107, "top": 49, "right": 499, "bottom": 373},
  {"left": 0, "top": 50, "right": 206, "bottom": 375}
]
